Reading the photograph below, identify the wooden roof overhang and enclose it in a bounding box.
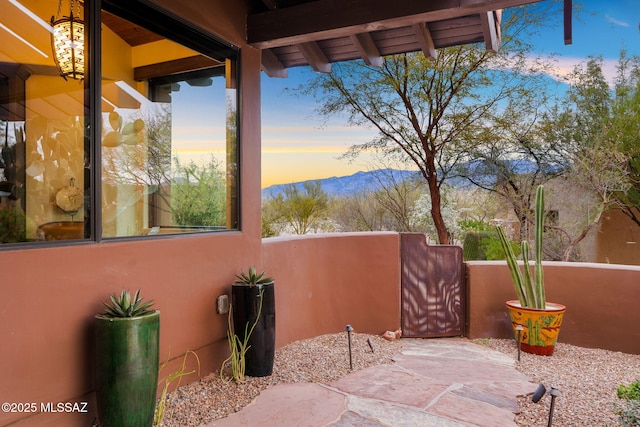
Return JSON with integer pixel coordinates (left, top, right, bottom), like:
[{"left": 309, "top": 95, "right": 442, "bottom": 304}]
[{"left": 247, "top": 0, "right": 568, "bottom": 78}]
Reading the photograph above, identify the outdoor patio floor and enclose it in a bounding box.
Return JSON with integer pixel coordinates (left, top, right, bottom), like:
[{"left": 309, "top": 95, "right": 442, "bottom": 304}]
[{"left": 206, "top": 338, "right": 537, "bottom": 426}]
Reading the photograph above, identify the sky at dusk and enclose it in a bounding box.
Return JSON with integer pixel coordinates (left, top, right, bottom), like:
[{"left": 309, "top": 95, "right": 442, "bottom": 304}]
[{"left": 259, "top": 0, "right": 640, "bottom": 188}]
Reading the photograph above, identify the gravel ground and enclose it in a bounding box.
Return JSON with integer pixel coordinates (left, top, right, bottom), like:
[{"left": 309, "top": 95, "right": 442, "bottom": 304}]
[
  {"left": 157, "top": 335, "right": 640, "bottom": 427},
  {"left": 156, "top": 333, "right": 401, "bottom": 427},
  {"left": 480, "top": 339, "right": 640, "bottom": 427}
]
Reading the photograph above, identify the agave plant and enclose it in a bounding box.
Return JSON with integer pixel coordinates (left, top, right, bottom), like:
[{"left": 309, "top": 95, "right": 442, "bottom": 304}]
[
  {"left": 496, "top": 185, "right": 546, "bottom": 309},
  {"left": 235, "top": 267, "right": 273, "bottom": 285},
  {"left": 102, "top": 289, "right": 155, "bottom": 318}
]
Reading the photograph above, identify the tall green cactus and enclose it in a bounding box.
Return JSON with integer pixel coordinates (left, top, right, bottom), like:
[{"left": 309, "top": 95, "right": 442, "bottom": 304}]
[
  {"left": 463, "top": 232, "right": 480, "bottom": 261},
  {"left": 496, "top": 185, "right": 546, "bottom": 309}
]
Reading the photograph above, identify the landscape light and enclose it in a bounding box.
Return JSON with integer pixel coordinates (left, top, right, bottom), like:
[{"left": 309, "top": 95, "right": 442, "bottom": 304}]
[
  {"left": 532, "top": 383, "right": 562, "bottom": 427},
  {"left": 345, "top": 324, "right": 354, "bottom": 370},
  {"left": 516, "top": 324, "right": 524, "bottom": 361}
]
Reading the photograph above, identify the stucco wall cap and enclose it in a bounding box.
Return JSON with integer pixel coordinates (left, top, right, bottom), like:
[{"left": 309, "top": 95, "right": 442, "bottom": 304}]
[
  {"left": 467, "top": 260, "right": 640, "bottom": 272},
  {"left": 263, "top": 231, "right": 399, "bottom": 244}
]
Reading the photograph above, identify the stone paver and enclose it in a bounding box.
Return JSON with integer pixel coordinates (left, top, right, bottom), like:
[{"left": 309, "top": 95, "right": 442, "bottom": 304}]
[
  {"left": 204, "top": 338, "right": 537, "bottom": 427},
  {"left": 329, "top": 364, "right": 451, "bottom": 408},
  {"left": 208, "top": 383, "right": 346, "bottom": 427}
]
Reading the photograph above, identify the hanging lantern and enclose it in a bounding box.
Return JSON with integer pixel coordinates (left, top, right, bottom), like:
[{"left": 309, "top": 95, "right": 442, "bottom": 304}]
[{"left": 51, "top": 0, "right": 85, "bottom": 81}]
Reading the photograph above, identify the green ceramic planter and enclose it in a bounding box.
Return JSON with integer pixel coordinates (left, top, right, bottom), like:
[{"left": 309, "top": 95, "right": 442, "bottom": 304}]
[{"left": 95, "top": 310, "right": 160, "bottom": 427}]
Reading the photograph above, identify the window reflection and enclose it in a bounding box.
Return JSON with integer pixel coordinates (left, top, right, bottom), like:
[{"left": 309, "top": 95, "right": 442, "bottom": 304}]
[
  {"left": 1, "top": 0, "right": 87, "bottom": 243},
  {"left": 100, "top": 11, "right": 238, "bottom": 237},
  {"left": 0, "top": 0, "right": 239, "bottom": 245}
]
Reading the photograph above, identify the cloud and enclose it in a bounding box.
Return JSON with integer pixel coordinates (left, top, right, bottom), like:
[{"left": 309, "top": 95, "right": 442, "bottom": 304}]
[
  {"left": 605, "top": 15, "right": 629, "bottom": 28},
  {"left": 519, "top": 54, "right": 620, "bottom": 88},
  {"left": 545, "top": 56, "right": 620, "bottom": 87}
]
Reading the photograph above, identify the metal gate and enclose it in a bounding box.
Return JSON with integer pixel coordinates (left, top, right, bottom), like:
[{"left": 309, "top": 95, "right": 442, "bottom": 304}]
[{"left": 400, "top": 233, "right": 466, "bottom": 338}]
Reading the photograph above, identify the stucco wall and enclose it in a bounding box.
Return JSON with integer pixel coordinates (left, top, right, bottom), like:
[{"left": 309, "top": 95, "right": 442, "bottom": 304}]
[
  {"left": 467, "top": 261, "right": 640, "bottom": 355},
  {"left": 262, "top": 232, "right": 402, "bottom": 347},
  {"left": 4, "top": 224, "right": 640, "bottom": 426},
  {"left": 0, "top": 1, "right": 262, "bottom": 425}
]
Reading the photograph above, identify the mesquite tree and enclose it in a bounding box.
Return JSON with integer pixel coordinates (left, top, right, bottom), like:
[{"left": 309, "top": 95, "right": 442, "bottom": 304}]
[{"left": 299, "top": 3, "right": 560, "bottom": 243}]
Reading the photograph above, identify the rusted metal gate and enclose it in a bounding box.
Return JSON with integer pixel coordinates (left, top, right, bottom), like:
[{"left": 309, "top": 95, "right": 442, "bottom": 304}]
[{"left": 400, "top": 233, "right": 466, "bottom": 338}]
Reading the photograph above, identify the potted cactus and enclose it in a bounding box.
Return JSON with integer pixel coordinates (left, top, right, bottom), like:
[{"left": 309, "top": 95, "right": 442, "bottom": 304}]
[
  {"left": 231, "top": 267, "right": 275, "bottom": 377},
  {"left": 497, "top": 185, "right": 566, "bottom": 356},
  {"left": 95, "top": 290, "right": 159, "bottom": 427}
]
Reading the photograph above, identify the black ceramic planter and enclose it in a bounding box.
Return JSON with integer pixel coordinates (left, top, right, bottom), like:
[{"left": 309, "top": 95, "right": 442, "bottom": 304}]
[
  {"left": 95, "top": 311, "right": 160, "bottom": 427},
  {"left": 232, "top": 282, "right": 275, "bottom": 377}
]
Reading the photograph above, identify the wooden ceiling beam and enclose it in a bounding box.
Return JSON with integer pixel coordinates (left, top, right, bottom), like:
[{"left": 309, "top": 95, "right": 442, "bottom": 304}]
[
  {"left": 258, "top": 0, "right": 316, "bottom": 76},
  {"left": 134, "top": 55, "right": 222, "bottom": 81},
  {"left": 350, "top": 33, "right": 383, "bottom": 67},
  {"left": 261, "top": 49, "right": 289, "bottom": 78},
  {"left": 564, "top": 0, "right": 572, "bottom": 45},
  {"left": 412, "top": 22, "right": 437, "bottom": 61},
  {"left": 248, "top": 0, "right": 541, "bottom": 48},
  {"left": 298, "top": 42, "right": 332, "bottom": 73},
  {"left": 480, "top": 11, "right": 500, "bottom": 52}
]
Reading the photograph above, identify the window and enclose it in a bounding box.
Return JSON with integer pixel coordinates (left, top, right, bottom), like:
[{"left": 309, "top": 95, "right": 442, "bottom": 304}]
[
  {"left": 1, "top": 0, "right": 88, "bottom": 244},
  {"left": 0, "top": 0, "right": 239, "bottom": 245},
  {"left": 99, "top": 3, "right": 239, "bottom": 238}
]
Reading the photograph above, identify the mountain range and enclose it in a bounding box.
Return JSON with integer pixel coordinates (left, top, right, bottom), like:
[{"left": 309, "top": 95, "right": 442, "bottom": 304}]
[
  {"left": 262, "top": 169, "right": 420, "bottom": 199},
  {"left": 261, "top": 159, "right": 546, "bottom": 199}
]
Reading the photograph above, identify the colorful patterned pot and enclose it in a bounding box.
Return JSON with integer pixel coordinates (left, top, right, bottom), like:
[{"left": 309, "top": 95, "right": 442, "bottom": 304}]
[{"left": 506, "top": 300, "right": 566, "bottom": 356}]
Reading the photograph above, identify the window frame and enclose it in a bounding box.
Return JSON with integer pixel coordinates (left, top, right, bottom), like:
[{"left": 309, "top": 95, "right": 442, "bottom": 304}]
[
  {"left": 92, "top": 0, "right": 241, "bottom": 243},
  {"left": 0, "top": 0, "right": 241, "bottom": 250}
]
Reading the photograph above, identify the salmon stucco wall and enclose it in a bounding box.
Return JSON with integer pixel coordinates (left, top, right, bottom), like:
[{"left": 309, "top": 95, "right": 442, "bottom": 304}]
[
  {"left": 467, "top": 261, "right": 640, "bottom": 354},
  {"left": 0, "top": 2, "right": 263, "bottom": 425},
  {"left": 262, "top": 232, "right": 402, "bottom": 347}
]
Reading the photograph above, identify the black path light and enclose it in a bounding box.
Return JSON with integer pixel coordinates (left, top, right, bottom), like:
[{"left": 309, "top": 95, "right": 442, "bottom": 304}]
[
  {"left": 515, "top": 324, "right": 524, "bottom": 362},
  {"left": 345, "top": 325, "right": 354, "bottom": 370},
  {"left": 532, "top": 383, "right": 562, "bottom": 427}
]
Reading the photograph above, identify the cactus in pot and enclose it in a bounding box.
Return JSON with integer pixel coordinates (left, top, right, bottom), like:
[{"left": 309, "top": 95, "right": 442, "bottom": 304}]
[
  {"left": 497, "top": 185, "right": 566, "bottom": 356},
  {"left": 95, "top": 289, "right": 159, "bottom": 426},
  {"left": 230, "top": 267, "right": 276, "bottom": 377},
  {"left": 496, "top": 185, "right": 546, "bottom": 309}
]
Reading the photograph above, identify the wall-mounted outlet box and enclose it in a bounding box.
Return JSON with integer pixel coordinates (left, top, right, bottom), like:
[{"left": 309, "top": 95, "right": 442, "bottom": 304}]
[{"left": 216, "top": 295, "right": 229, "bottom": 315}]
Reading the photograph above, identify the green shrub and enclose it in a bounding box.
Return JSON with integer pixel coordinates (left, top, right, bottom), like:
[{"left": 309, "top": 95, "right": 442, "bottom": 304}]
[
  {"left": 618, "top": 381, "right": 640, "bottom": 401},
  {"left": 459, "top": 219, "right": 493, "bottom": 232},
  {"left": 0, "top": 205, "right": 27, "bottom": 243},
  {"left": 462, "top": 229, "right": 520, "bottom": 261}
]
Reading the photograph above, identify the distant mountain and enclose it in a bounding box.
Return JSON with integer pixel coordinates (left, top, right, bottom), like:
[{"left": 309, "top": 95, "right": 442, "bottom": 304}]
[
  {"left": 262, "top": 169, "right": 421, "bottom": 199},
  {"left": 262, "top": 159, "right": 549, "bottom": 199}
]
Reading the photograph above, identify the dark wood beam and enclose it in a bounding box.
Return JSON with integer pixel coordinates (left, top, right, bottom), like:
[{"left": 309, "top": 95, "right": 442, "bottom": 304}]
[
  {"left": 134, "top": 55, "right": 222, "bottom": 81},
  {"left": 412, "top": 22, "right": 437, "bottom": 61},
  {"left": 261, "top": 49, "right": 288, "bottom": 78},
  {"left": 480, "top": 11, "right": 500, "bottom": 52},
  {"left": 298, "top": 42, "right": 331, "bottom": 73},
  {"left": 248, "top": 0, "right": 541, "bottom": 48},
  {"left": 350, "top": 33, "right": 383, "bottom": 67},
  {"left": 564, "top": 0, "right": 572, "bottom": 45}
]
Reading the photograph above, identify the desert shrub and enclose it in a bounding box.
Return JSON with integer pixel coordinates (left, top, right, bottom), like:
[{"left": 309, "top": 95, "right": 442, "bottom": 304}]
[
  {"left": 615, "top": 381, "right": 640, "bottom": 426},
  {"left": 615, "top": 400, "right": 640, "bottom": 427}
]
